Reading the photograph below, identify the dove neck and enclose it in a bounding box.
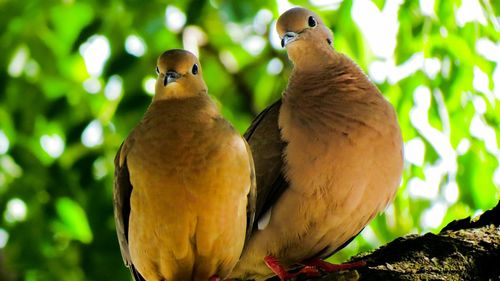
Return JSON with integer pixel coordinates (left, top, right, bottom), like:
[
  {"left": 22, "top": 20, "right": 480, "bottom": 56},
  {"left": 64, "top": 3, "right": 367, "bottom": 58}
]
[
  {"left": 146, "top": 95, "right": 220, "bottom": 122},
  {"left": 287, "top": 53, "right": 376, "bottom": 99},
  {"left": 154, "top": 88, "right": 207, "bottom": 101},
  {"left": 282, "top": 53, "right": 392, "bottom": 138},
  {"left": 287, "top": 43, "right": 337, "bottom": 72}
]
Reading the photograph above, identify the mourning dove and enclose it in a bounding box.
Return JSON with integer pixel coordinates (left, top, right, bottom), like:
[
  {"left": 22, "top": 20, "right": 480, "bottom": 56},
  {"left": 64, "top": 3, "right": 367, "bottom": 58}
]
[
  {"left": 229, "top": 7, "right": 403, "bottom": 281},
  {"left": 113, "top": 49, "right": 256, "bottom": 281}
]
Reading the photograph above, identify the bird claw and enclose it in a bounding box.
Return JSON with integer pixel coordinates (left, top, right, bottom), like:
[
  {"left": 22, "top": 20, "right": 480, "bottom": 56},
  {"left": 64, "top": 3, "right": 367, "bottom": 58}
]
[
  {"left": 264, "top": 255, "right": 367, "bottom": 280},
  {"left": 264, "top": 256, "right": 320, "bottom": 280}
]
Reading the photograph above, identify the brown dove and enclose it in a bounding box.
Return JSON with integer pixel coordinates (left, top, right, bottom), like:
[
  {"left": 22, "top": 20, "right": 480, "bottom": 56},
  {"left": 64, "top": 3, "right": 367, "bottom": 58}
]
[
  {"left": 229, "top": 7, "right": 403, "bottom": 281},
  {"left": 113, "top": 49, "right": 256, "bottom": 281}
]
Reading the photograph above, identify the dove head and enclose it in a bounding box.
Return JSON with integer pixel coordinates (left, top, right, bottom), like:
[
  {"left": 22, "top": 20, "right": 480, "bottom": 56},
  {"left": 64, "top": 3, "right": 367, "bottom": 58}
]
[
  {"left": 276, "top": 7, "right": 334, "bottom": 68},
  {"left": 154, "top": 49, "right": 207, "bottom": 101}
]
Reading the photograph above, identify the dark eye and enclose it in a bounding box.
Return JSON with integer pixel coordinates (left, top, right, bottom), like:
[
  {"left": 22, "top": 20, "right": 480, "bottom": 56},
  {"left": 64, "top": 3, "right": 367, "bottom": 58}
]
[
  {"left": 327, "top": 38, "right": 332, "bottom": 45},
  {"left": 192, "top": 64, "right": 199, "bottom": 75},
  {"left": 156, "top": 66, "right": 159, "bottom": 75},
  {"left": 308, "top": 16, "right": 317, "bottom": 27}
]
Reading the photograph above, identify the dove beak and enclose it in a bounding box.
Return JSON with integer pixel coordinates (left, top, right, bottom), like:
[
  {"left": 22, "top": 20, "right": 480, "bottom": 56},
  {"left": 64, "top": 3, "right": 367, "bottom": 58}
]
[
  {"left": 281, "top": 32, "right": 299, "bottom": 48},
  {"left": 164, "top": 71, "right": 181, "bottom": 86}
]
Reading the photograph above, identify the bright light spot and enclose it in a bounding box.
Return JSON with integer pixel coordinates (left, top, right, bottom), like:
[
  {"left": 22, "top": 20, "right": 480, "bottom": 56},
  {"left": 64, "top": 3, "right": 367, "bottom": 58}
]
[
  {"left": 79, "top": 35, "right": 111, "bottom": 77},
  {"left": 443, "top": 181, "right": 459, "bottom": 204},
  {"left": 456, "top": 0, "right": 487, "bottom": 27},
  {"left": 360, "top": 225, "right": 381, "bottom": 246},
  {"left": 105, "top": 75, "right": 123, "bottom": 101},
  {"left": 407, "top": 177, "right": 438, "bottom": 199},
  {"left": 81, "top": 120, "right": 104, "bottom": 148},
  {"left": 368, "top": 60, "right": 388, "bottom": 83},
  {"left": 267, "top": 58, "right": 284, "bottom": 75},
  {"left": 253, "top": 9, "right": 273, "bottom": 35},
  {"left": 219, "top": 50, "right": 238, "bottom": 73},
  {"left": 183, "top": 26, "right": 207, "bottom": 57},
  {"left": 419, "top": 0, "right": 435, "bottom": 16},
  {"left": 25, "top": 59, "right": 40, "bottom": 79},
  {"left": 473, "top": 96, "right": 487, "bottom": 114},
  {"left": 476, "top": 38, "right": 500, "bottom": 62},
  {"left": 470, "top": 115, "right": 498, "bottom": 154},
  {"left": 410, "top": 86, "right": 457, "bottom": 176},
  {"left": 472, "top": 209, "right": 484, "bottom": 218},
  {"left": 390, "top": 53, "right": 424, "bottom": 84},
  {"left": 494, "top": 166, "right": 500, "bottom": 186},
  {"left": 5, "top": 198, "right": 27, "bottom": 223},
  {"left": 413, "top": 85, "right": 431, "bottom": 109},
  {"left": 423, "top": 58, "right": 441, "bottom": 79},
  {"left": 8, "top": 46, "right": 29, "bottom": 77},
  {"left": 441, "top": 56, "right": 451, "bottom": 78},
  {"left": 0, "top": 131, "right": 9, "bottom": 154},
  {"left": 109, "top": 122, "right": 116, "bottom": 133},
  {"left": 0, "top": 229, "right": 8, "bottom": 248},
  {"left": 226, "top": 23, "right": 246, "bottom": 43},
  {"left": 456, "top": 138, "right": 471, "bottom": 155},
  {"left": 40, "top": 134, "right": 65, "bottom": 158},
  {"left": 0, "top": 156, "right": 22, "bottom": 178},
  {"left": 310, "top": 0, "right": 343, "bottom": 9},
  {"left": 243, "top": 35, "right": 266, "bottom": 56},
  {"left": 473, "top": 67, "right": 492, "bottom": 98},
  {"left": 276, "top": 0, "right": 293, "bottom": 14},
  {"left": 370, "top": 53, "right": 425, "bottom": 85},
  {"left": 494, "top": 65, "right": 500, "bottom": 100},
  {"left": 435, "top": 90, "right": 451, "bottom": 134},
  {"left": 405, "top": 137, "right": 425, "bottom": 166},
  {"left": 439, "top": 27, "right": 448, "bottom": 37},
  {"left": 143, "top": 77, "right": 156, "bottom": 96},
  {"left": 165, "top": 5, "right": 186, "bottom": 33},
  {"left": 125, "top": 35, "right": 147, "bottom": 57},
  {"left": 352, "top": 0, "right": 402, "bottom": 59},
  {"left": 421, "top": 201, "right": 447, "bottom": 229},
  {"left": 269, "top": 20, "right": 282, "bottom": 50},
  {"left": 208, "top": 0, "right": 219, "bottom": 8},
  {"left": 92, "top": 157, "right": 108, "bottom": 180},
  {"left": 83, "top": 77, "right": 102, "bottom": 94},
  {"left": 385, "top": 203, "right": 396, "bottom": 229}
]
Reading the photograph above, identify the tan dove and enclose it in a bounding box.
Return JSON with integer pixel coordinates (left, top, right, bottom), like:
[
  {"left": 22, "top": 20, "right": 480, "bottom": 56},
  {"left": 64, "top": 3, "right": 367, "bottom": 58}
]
[
  {"left": 113, "top": 49, "right": 256, "bottom": 281},
  {"left": 229, "top": 7, "right": 403, "bottom": 281}
]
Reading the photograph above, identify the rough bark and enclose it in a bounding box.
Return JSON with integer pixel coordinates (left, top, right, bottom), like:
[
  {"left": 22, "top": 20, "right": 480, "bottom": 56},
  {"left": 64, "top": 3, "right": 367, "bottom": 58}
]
[{"left": 291, "top": 201, "right": 500, "bottom": 281}]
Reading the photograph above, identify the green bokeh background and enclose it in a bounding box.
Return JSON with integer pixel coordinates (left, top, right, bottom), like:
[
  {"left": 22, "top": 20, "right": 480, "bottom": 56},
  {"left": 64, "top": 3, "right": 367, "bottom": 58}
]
[{"left": 0, "top": 0, "right": 499, "bottom": 280}]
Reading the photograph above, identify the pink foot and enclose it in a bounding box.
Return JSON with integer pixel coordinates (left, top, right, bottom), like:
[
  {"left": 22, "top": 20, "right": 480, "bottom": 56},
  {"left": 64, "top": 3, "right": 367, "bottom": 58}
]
[
  {"left": 208, "top": 276, "right": 220, "bottom": 281},
  {"left": 302, "top": 258, "right": 367, "bottom": 272},
  {"left": 264, "top": 256, "right": 320, "bottom": 280}
]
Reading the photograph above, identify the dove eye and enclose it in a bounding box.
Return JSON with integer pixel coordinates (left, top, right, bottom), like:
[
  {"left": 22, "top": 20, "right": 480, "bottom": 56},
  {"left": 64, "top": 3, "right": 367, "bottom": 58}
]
[
  {"left": 192, "top": 64, "right": 199, "bottom": 75},
  {"left": 308, "top": 16, "right": 317, "bottom": 27},
  {"left": 327, "top": 38, "right": 332, "bottom": 45},
  {"left": 156, "top": 66, "right": 160, "bottom": 75}
]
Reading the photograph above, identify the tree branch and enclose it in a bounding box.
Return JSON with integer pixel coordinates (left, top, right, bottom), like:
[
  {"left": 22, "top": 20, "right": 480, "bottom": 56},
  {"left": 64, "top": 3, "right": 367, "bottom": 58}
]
[{"left": 292, "top": 201, "right": 500, "bottom": 281}]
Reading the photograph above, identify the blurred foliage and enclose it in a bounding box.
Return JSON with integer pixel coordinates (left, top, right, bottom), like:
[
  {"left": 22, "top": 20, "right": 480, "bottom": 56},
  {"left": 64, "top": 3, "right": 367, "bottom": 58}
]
[{"left": 0, "top": 0, "right": 499, "bottom": 280}]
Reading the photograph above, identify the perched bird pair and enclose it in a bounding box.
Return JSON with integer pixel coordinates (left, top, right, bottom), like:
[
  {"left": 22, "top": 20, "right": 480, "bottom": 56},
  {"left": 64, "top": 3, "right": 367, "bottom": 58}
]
[{"left": 113, "top": 7, "right": 403, "bottom": 281}]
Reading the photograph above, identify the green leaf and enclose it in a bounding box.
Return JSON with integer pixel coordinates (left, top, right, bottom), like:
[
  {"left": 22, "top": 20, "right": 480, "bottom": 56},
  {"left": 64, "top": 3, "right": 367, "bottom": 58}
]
[
  {"left": 55, "top": 197, "right": 93, "bottom": 244},
  {"left": 372, "top": 0, "right": 386, "bottom": 11},
  {"left": 457, "top": 142, "right": 499, "bottom": 210},
  {"left": 50, "top": 2, "right": 95, "bottom": 54}
]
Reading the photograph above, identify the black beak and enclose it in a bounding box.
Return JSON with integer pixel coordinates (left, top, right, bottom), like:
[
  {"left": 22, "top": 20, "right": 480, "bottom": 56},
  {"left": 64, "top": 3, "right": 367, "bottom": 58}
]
[{"left": 164, "top": 71, "right": 181, "bottom": 86}]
